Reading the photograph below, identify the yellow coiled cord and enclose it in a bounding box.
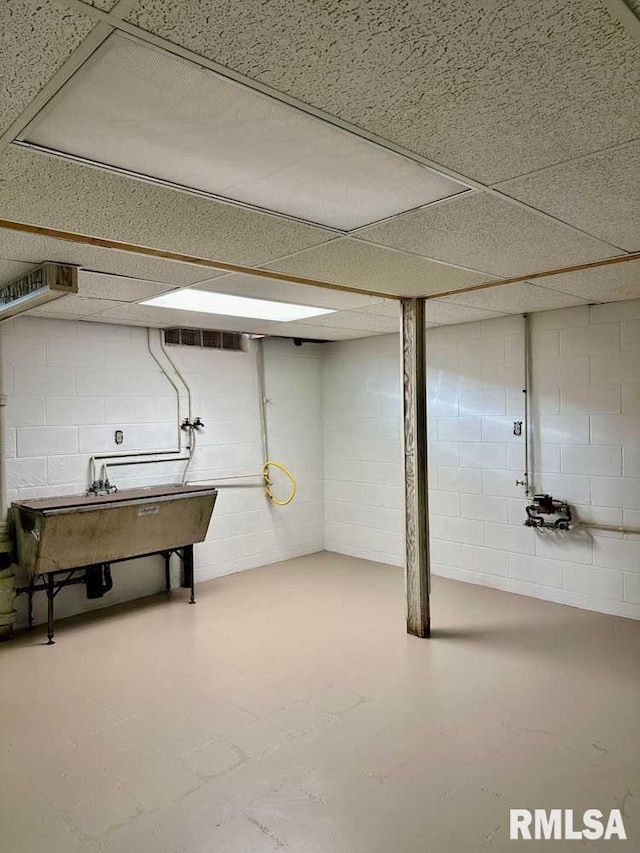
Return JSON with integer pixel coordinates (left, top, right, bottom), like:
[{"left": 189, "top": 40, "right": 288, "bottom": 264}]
[{"left": 262, "top": 460, "right": 297, "bottom": 506}]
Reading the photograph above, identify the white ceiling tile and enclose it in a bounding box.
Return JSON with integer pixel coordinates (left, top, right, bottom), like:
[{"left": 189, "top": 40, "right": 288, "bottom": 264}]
[
  {"left": 126, "top": 0, "right": 640, "bottom": 183},
  {"left": 0, "top": 227, "right": 222, "bottom": 285},
  {"left": 265, "top": 238, "right": 494, "bottom": 297},
  {"left": 78, "top": 270, "right": 176, "bottom": 301},
  {"left": 535, "top": 262, "right": 640, "bottom": 303},
  {"left": 28, "top": 295, "right": 124, "bottom": 317},
  {"left": 259, "top": 321, "right": 373, "bottom": 341},
  {"left": 0, "top": 0, "right": 96, "bottom": 134},
  {"left": 84, "top": 0, "right": 119, "bottom": 9},
  {"left": 424, "top": 302, "right": 506, "bottom": 325},
  {"left": 496, "top": 141, "right": 640, "bottom": 252},
  {"left": 0, "top": 258, "right": 38, "bottom": 283},
  {"left": 353, "top": 301, "right": 399, "bottom": 318},
  {"left": 300, "top": 309, "right": 398, "bottom": 333},
  {"left": 358, "top": 192, "right": 617, "bottom": 276},
  {"left": 0, "top": 146, "right": 334, "bottom": 266},
  {"left": 24, "top": 33, "right": 466, "bottom": 230},
  {"left": 438, "top": 282, "right": 590, "bottom": 314},
  {"left": 193, "top": 271, "right": 383, "bottom": 311}
]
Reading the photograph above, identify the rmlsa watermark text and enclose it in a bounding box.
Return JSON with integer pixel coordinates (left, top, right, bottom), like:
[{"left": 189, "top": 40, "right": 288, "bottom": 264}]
[{"left": 510, "top": 809, "right": 626, "bottom": 841}]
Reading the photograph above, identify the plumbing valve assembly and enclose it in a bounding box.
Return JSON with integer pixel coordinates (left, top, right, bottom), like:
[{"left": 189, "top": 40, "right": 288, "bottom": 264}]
[{"left": 525, "top": 494, "right": 572, "bottom": 530}]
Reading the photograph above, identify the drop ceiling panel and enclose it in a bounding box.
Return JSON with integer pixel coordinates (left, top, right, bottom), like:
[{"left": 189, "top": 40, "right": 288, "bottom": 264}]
[
  {"left": 358, "top": 193, "right": 617, "bottom": 276},
  {"left": 78, "top": 271, "right": 175, "bottom": 302},
  {"left": 0, "top": 227, "right": 223, "bottom": 285},
  {"left": 28, "top": 295, "right": 125, "bottom": 317},
  {"left": 265, "top": 239, "right": 494, "bottom": 297},
  {"left": 535, "top": 262, "right": 640, "bottom": 303},
  {"left": 85, "top": 0, "right": 120, "bottom": 9},
  {"left": 258, "top": 321, "right": 374, "bottom": 341},
  {"left": 298, "top": 309, "right": 398, "bottom": 333},
  {"left": 126, "top": 0, "right": 640, "bottom": 184},
  {"left": 438, "top": 282, "right": 591, "bottom": 314},
  {"left": 496, "top": 141, "right": 640, "bottom": 252},
  {"left": 0, "top": 258, "right": 38, "bottom": 283},
  {"left": 0, "top": 0, "right": 96, "bottom": 135},
  {"left": 23, "top": 32, "right": 466, "bottom": 230},
  {"left": 192, "top": 272, "right": 383, "bottom": 311},
  {"left": 0, "top": 146, "right": 333, "bottom": 266},
  {"left": 423, "top": 301, "right": 506, "bottom": 325}
]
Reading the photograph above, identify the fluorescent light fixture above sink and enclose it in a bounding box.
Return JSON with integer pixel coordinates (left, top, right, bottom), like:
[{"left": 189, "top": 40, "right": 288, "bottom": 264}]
[{"left": 142, "top": 289, "right": 336, "bottom": 322}]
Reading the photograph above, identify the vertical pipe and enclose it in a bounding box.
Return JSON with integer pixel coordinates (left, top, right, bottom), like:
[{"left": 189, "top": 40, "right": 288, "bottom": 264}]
[
  {"left": 159, "top": 329, "right": 192, "bottom": 422},
  {"left": 256, "top": 338, "right": 270, "bottom": 463},
  {"left": 401, "top": 298, "right": 431, "bottom": 638},
  {"left": 522, "top": 314, "right": 533, "bottom": 497}
]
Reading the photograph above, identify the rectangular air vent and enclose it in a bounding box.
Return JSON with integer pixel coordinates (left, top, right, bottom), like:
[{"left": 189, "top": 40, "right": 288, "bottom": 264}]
[
  {"left": 0, "top": 263, "right": 78, "bottom": 319},
  {"left": 164, "top": 328, "right": 246, "bottom": 351}
]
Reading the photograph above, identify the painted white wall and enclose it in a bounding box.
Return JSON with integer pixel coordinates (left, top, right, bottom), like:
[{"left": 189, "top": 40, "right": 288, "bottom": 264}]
[
  {"left": 323, "top": 300, "right": 640, "bottom": 621},
  {"left": 5, "top": 316, "right": 323, "bottom": 627}
]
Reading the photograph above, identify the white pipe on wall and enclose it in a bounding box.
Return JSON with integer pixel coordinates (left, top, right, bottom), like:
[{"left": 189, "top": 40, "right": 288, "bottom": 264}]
[{"left": 88, "top": 329, "right": 191, "bottom": 489}]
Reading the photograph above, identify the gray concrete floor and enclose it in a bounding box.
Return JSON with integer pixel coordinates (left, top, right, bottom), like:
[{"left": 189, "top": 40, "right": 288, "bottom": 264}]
[{"left": 1, "top": 552, "right": 639, "bottom": 852}]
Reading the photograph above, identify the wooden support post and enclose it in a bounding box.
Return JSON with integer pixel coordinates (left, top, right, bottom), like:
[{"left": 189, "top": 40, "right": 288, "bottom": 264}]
[{"left": 401, "top": 298, "right": 431, "bottom": 638}]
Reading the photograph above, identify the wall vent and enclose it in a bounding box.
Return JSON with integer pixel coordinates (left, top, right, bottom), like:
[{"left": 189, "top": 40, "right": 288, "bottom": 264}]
[
  {"left": 164, "top": 328, "right": 246, "bottom": 351},
  {"left": 0, "top": 262, "right": 78, "bottom": 319}
]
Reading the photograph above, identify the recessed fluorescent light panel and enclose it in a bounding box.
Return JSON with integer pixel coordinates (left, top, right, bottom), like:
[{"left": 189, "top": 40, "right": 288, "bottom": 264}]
[
  {"left": 142, "top": 290, "right": 336, "bottom": 322},
  {"left": 20, "top": 33, "right": 468, "bottom": 230}
]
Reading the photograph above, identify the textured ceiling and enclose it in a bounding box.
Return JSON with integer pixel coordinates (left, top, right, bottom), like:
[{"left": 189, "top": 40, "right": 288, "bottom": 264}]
[
  {"left": 496, "top": 141, "right": 640, "bottom": 252},
  {"left": 85, "top": 0, "right": 120, "bottom": 9},
  {"left": 0, "top": 0, "right": 96, "bottom": 135},
  {"left": 0, "top": 258, "right": 37, "bottom": 283},
  {"left": 24, "top": 31, "right": 466, "bottom": 231},
  {"left": 77, "top": 271, "right": 175, "bottom": 301},
  {"left": 437, "top": 282, "right": 591, "bottom": 314},
  {"left": 0, "top": 228, "right": 223, "bottom": 285},
  {"left": 0, "top": 0, "right": 638, "bottom": 339},
  {"left": 0, "top": 146, "right": 334, "bottom": 266},
  {"left": 193, "top": 273, "right": 383, "bottom": 311},
  {"left": 124, "top": 0, "right": 640, "bottom": 184},
  {"left": 265, "top": 239, "right": 494, "bottom": 297},
  {"left": 29, "top": 295, "right": 125, "bottom": 318},
  {"left": 358, "top": 193, "right": 618, "bottom": 276},
  {"left": 531, "top": 262, "right": 640, "bottom": 303}
]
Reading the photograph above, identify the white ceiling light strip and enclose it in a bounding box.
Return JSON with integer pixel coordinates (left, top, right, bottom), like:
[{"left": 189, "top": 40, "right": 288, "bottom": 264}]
[
  {"left": 142, "top": 289, "right": 336, "bottom": 322},
  {"left": 21, "top": 32, "right": 468, "bottom": 231}
]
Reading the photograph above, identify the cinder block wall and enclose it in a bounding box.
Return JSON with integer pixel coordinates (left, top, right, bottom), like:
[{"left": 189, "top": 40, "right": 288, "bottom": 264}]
[
  {"left": 4, "top": 316, "right": 324, "bottom": 626},
  {"left": 323, "top": 300, "right": 640, "bottom": 620}
]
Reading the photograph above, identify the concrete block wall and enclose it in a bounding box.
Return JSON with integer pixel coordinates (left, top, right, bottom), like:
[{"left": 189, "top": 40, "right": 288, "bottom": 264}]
[
  {"left": 4, "top": 316, "right": 323, "bottom": 626},
  {"left": 322, "top": 300, "right": 640, "bottom": 621}
]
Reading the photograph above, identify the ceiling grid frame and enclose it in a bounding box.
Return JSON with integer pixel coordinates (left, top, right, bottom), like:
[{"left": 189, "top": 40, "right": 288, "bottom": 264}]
[
  {"left": 0, "top": 0, "right": 637, "bottom": 332},
  {"left": 18, "top": 0, "right": 633, "bottom": 257},
  {"left": 0, "top": 0, "right": 139, "bottom": 153}
]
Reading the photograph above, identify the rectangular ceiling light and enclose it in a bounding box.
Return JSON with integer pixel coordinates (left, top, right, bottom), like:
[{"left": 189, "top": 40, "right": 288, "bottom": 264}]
[
  {"left": 142, "top": 289, "right": 336, "bottom": 322},
  {"left": 20, "top": 33, "right": 468, "bottom": 230}
]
